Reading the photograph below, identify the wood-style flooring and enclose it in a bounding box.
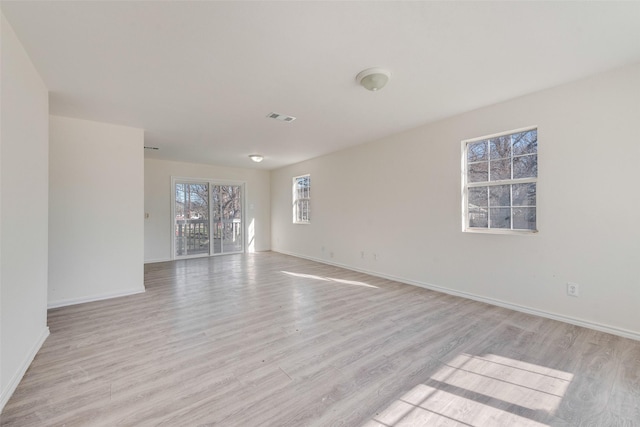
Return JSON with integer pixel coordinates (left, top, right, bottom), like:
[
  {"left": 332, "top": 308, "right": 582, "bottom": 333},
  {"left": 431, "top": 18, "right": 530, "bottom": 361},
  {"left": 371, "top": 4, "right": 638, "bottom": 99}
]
[{"left": 2, "top": 252, "right": 639, "bottom": 426}]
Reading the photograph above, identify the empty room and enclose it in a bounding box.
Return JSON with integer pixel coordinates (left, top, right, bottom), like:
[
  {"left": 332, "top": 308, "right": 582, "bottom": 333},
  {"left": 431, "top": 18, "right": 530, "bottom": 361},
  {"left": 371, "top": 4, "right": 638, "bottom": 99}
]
[{"left": 1, "top": 1, "right": 639, "bottom": 426}]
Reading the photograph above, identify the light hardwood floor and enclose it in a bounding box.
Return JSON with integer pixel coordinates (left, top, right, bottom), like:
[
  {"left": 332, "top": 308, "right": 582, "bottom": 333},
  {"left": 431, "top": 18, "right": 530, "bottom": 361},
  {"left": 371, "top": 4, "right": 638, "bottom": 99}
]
[{"left": 2, "top": 252, "right": 639, "bottom": 426}]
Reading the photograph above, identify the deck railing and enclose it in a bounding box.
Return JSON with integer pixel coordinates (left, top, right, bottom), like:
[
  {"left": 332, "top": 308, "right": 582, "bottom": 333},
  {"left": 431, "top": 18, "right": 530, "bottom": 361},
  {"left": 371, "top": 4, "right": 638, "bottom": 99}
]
[{"left": 175, "top": 218, "right": 242, "bottom": 256}]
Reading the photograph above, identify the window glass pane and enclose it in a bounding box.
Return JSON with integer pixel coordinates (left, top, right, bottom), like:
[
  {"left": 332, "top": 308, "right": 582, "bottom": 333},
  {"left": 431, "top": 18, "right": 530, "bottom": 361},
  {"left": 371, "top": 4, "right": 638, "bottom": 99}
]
[
  {"left": 490, "top": 208, "right": 511, "bottom": 228},
  {"left": 513, "top": 154, "right": 537, "bottom": 178},
  {"left": 297, "top": 176, "right": 310, "bottom": 196},
  {"left": 468, "top": 187, "right": 488, "bottom": 207},
  {"left": 512, "top": 183, "right": 536, "bottom": 206},
  {"left": 463, "top": 128, "right": 537, "bottom": 233},
  {"left": 293, "top": 175, "right": 310, "bottom": 223},
  {"left": 220, "top": 185, "right": 242, "bottom": 254},
  {"left": 489, "top": 136, "right": 511, "bottom": 160},
  {"left": 468, "top": 162, "right": 488, "bottom": 183},
  {"left": 212, "top": 185, "right": 221, "bottom": 253},
  {"left": 489, "top": 185, "right": 510, "bottom": 207},
  {"left": 513, "top": 130, "right": 537, "bottom": 155},
  {"left": 490, "top": 159, "right": 511, "bottom": 181},
  {"left": 467, "top": 141, "right": 488, "bottom": 162},
  {"left": 469, "top": 207, "right": 488, "bottom": 228},
  {"left": 513, "top": 207, "right": 536, "bottom": 230},
  {"left": 175, "top": 183, "right": 209, "bottom": 257}
]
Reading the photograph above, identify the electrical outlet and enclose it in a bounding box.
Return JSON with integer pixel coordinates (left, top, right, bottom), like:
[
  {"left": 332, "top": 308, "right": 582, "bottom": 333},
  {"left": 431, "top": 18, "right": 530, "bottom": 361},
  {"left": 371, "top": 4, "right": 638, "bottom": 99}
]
[{"left": 567, "top": 282, "right": 579, "bottom": 297}]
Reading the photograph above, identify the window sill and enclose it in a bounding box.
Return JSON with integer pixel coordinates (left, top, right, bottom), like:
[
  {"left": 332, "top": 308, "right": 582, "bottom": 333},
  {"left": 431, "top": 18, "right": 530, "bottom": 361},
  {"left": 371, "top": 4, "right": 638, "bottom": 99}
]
[{"left": 463, "top": 227, "right": 538, "bottom": 235}]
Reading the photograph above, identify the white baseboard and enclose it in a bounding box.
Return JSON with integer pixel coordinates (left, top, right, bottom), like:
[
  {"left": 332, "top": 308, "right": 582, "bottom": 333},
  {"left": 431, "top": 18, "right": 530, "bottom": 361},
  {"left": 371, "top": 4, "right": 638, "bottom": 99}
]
[
  {"left": 48, "top": 287, "right": 146, "bottom": 309},
  {"left": 273, "top": 249, "right": 640, "bottom": 342},
  {"left": 0, "top": 326, "right": 50, "bottom": 413},
  {"left": 144, "top": 258, "right": 171, "bottom": 264}
]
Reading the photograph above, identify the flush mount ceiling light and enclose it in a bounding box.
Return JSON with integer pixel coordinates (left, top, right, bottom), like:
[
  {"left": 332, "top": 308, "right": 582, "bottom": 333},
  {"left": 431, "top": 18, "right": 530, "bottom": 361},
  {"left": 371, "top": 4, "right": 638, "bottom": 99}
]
[
  {"left": 249, "top": 154, "right": 264, "bottom": 163},
  {"left": 356, "top": 67, "right": 391, "bottom": 91}
]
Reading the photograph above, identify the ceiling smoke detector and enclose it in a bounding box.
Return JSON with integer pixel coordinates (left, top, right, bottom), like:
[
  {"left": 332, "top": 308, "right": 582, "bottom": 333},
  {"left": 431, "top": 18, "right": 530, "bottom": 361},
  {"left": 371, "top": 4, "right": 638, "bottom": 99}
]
[{"left": 267, "top": 112, "right": 296, "bottom": 122}]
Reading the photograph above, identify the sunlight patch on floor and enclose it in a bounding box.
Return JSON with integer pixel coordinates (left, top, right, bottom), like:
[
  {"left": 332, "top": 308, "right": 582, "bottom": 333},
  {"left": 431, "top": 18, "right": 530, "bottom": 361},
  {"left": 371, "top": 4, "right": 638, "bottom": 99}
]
[
  {"left": 366, "top": 384, "right": 550, "bottom": 427},
  {"left": 281, "top": 271, "right": 378, "bottom": 288},
  {"left": 435, "top": 353, "right": 572, "bottom": 412},
  {"left": 365, "top": 353, "right": 573, "bottom": 426}
]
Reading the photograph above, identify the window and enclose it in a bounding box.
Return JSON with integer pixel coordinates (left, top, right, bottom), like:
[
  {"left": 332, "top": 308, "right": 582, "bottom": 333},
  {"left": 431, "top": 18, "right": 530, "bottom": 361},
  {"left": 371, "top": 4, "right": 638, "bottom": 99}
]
[
  {"left": 293, "top": 174, "right": 311, "bottom": 223},
  {"left": 463, "top": 127, "right": 537, "bottom": 233}
]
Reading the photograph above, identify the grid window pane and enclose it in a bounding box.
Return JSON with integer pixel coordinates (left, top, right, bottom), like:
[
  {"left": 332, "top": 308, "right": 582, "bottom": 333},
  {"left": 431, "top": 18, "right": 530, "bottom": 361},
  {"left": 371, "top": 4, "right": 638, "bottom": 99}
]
[
  {"left": 468, "top": 162, "right": 488, "bottom": 183},
  {"left": 468, "top": 141, "right": 488, "bottom": 162},
  {"left": 293, "top": 175, "right": 311, "bottom": 223},
  {"left": 469, "top": 207, "right": 488, "bottom": 228},
  {"left": 490, "top": 159, "right": 511, "bottom": 181},
  {"left": 513, "top": 207, "right": 536, "bottom": 230},
  {"left": 468, "top": 187, "right": 488, "bottom": 207},
  {"left": 512, "top": 183, "right": 536, "bottom": 206},
  {"left": 490, "top": 208, "right": 511, "bottom": 228},
  {"left": 513, "top": 130, "right": 537, "bottom": 155},
  {"left": 489, "top": 185, "right": 511, "bottom": 207},
  {"left": 490, "top": 136, "right": 511, "bottom": 159},
  {"left": 513, "top": 154, "right": 537, "bottom": 179},
  {"left": 464, "top": 128, "right": 537, "bottom": 232}
]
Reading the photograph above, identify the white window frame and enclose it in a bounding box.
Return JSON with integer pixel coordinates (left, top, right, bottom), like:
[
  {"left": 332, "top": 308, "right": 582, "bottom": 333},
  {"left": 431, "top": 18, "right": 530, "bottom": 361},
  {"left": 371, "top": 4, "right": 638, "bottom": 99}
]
[
  {"left": 461, "top": 126, "right": 538, "bottom": 235},
  {"left": 292, "top": 174, "right": 311, "bottom": 224}
]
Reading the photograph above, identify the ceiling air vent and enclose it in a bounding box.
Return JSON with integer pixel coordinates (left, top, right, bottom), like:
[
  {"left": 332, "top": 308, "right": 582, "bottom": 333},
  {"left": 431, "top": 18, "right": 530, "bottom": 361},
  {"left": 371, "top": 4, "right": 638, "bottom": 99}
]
[
  {"left": 144, "top": 146, "right": 159, "bottom": 150},
  {"left": 267, "top": 112, "right": 296, "bottom": 122}
]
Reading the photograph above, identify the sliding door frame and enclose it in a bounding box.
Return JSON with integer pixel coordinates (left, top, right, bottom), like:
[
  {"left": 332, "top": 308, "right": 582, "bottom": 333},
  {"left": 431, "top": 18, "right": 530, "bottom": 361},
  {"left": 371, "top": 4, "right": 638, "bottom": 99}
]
[{"left": 171, "top": 176, "right": 246, "bottom": 260}]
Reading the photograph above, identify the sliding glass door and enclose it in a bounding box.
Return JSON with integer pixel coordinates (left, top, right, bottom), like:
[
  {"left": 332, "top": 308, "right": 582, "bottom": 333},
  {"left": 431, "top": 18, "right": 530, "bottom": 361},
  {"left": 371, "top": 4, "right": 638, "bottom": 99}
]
[
  {"left": 175, "top": 182, "right": 210, "bottom": 257},
  {"left": 174, "top": 179, "right": 244, "bottom": 258},
  {"left": 212, "top": 185, "right": 243, "bottom": 254}
]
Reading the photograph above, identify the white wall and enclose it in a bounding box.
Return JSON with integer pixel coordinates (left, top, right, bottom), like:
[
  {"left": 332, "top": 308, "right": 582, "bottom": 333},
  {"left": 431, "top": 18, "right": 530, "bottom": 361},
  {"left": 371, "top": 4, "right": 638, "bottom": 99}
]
[
  {"left": 145, "top": 158, "right": 271, "bottom": 263},
  {"left": 0, "top": 12, "right": 50, "bottom": 411},
  {"left": 48, "top": 116, "right": 144, "bottom": 307},
  {"left": 271, "top": 63, "right": 640, "bottom": 339}
]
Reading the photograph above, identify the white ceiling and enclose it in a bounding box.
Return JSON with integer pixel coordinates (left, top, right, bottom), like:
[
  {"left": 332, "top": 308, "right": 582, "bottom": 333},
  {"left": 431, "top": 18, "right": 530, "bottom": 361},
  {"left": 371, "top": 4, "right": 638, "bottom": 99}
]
[{"left": 3, "top": 1, "right": 640, "bottom": 170}]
